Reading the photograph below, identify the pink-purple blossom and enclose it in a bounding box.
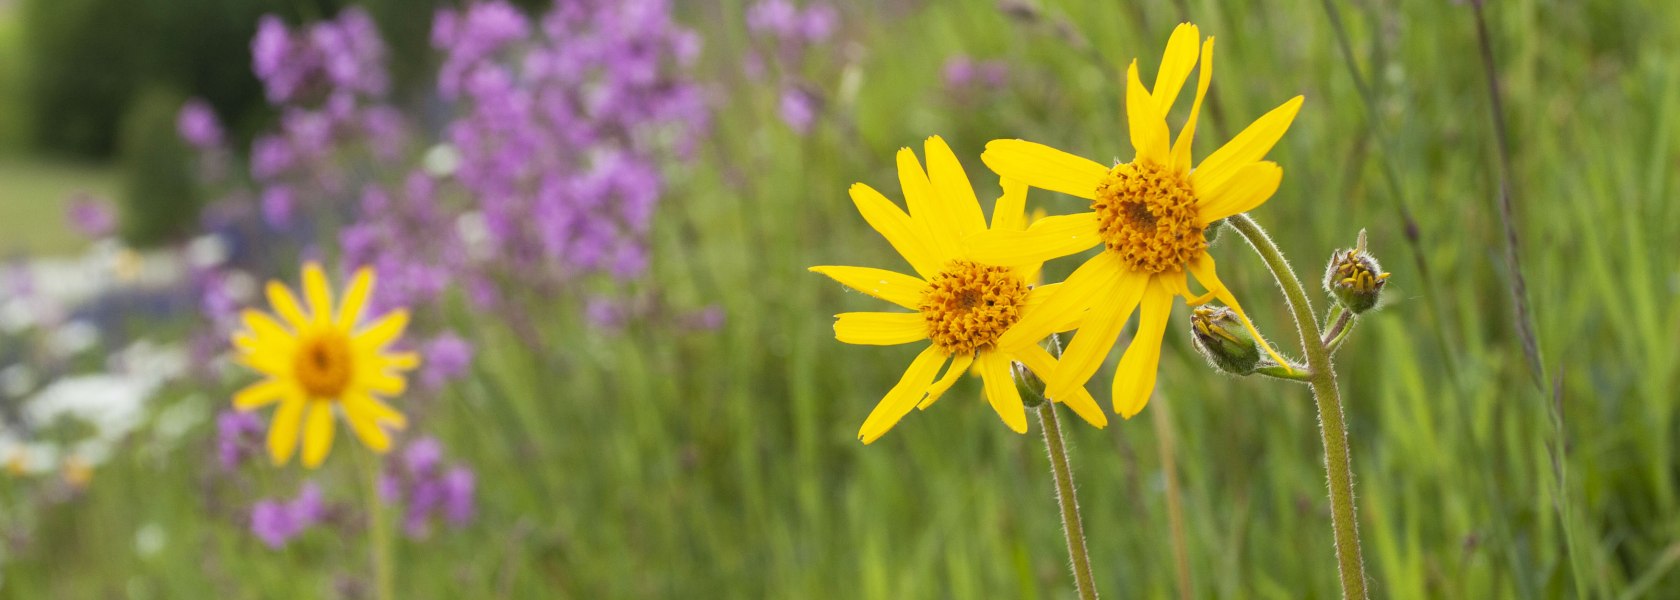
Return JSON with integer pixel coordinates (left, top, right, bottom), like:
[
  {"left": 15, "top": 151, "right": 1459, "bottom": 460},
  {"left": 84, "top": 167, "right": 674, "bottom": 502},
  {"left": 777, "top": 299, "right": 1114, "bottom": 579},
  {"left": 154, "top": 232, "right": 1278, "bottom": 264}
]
[{"left": 250, "top": 482, "right": 326, "bottom": 549}]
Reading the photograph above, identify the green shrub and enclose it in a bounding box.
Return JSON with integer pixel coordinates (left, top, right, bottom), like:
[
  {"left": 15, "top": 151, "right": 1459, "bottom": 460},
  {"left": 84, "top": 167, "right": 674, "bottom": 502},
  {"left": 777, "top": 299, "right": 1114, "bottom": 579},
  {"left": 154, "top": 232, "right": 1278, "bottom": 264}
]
[{"left": 117, "top": 87, "right": 199, "bottom": 247}]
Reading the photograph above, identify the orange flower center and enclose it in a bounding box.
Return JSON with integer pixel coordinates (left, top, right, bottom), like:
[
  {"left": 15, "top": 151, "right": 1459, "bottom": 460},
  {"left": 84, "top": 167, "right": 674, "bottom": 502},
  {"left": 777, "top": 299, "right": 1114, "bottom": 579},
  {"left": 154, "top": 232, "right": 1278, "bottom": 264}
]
[
  {"left": 919, "top": 260, "right": 1029, "bottom": 355},
  {"left": 1093, "top": 160, "right": 1205, "bottom": 274},
  {"left": 294, "top": 331, "right": 354, "bottom": 399}
]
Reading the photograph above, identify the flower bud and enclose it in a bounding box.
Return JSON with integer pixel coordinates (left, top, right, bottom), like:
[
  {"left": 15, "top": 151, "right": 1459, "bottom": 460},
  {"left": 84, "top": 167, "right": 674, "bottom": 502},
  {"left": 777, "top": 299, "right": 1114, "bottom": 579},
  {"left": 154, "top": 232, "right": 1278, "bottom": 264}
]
[
  {"left": 1013, "top": 360, "right": 1047, "bottom": 408},
  {"left": 1324, "top": 229, "right": 1389, "bottom": 314},
  {"left": 1203, "top": 217, "right": 1228, "bottom": 245},
  {"left": 1190, "top": 306, "right": 1261, "bottom": 375}
]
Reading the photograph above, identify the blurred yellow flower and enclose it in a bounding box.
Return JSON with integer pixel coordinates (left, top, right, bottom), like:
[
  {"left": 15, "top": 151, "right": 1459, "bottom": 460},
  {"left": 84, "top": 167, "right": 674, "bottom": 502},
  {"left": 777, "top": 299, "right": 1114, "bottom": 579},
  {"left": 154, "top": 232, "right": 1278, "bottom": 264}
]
[
  {"left": 231, "top": 263, "right": 418, "bottom": 468},
  {"left": 812, "top": 136, "right": 1107, "bottom": 444},
  {"left": 971, "top": 23, "right": 1302, "bottom": 418},
  {"left": 62, "top": 456, "right": 92, "bottom": 489}
]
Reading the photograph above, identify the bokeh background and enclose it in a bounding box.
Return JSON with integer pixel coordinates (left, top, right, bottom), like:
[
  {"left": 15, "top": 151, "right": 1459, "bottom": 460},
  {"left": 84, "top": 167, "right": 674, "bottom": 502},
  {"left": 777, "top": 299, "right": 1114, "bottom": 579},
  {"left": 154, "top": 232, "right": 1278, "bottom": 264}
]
[{"left": 1, "top": 0, "right": 1677, "bottom": 597}]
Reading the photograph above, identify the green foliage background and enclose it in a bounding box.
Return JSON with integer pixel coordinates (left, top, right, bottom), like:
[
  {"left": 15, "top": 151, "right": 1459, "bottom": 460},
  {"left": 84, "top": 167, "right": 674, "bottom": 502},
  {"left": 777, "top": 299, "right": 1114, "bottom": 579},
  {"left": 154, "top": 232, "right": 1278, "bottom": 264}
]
[{"left": 4, "top": 0, "right": 1680, "bottom": 597}]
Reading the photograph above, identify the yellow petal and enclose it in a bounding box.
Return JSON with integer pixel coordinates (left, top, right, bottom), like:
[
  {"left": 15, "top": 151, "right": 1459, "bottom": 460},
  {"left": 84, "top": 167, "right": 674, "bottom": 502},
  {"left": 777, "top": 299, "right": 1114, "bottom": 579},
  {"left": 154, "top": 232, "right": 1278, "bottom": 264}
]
[
  {"left": 354, "top": 359, "right": 409, "bottom": 395},
  {"left": 990, "top": 177, "right": 1029, "bottom": 231},
  {"left": 1022, "top": 283, "right": 1084, "bottom": 335},
  {"left": 302, "top": 262, "right": 334, "bottom": 325},
  {"left": 241, "top": 309, "right": 295, "bottom": 347},
  {"left": 267, "top": 281, "right": 310, "bottom": 332},
  {"left": 1152, "top": 23, "right": 1201, "bottom": 116},
  {"left": 977, "top": 350, "right": 1028, "bottom": 434},
  {"left": 337, "top": 267, "right": 375, "bottom": 329},
  {"left": 355, "top": 309, "right": 410, "bottom": 352},
  {"left": 849, "top": 183, "right": 941, "bottom": 279},
  {"left": 1114, "top": 278, "right": 1174, "bottom": 417},
  {"left": 1126, "top": 60, "right": 1171, "bottom": 164},
  {"left": 1171, "top": 37, "right": 1216, "bottom": 172},
  {"left": 1014, "top": 344, "right": 1107, "bottom": 428},
  {"left": 345, "top": 392, "right": 408, "bottom": 429},
  {"left": 981, "top": 139, "right": 1108, "bottom": 200},
  {"left": 1046, "top": 272, "right": 1149, "bottom": 402},
  {"left": 833, "top": 312, "right": 928, "bottom": 346},
  {"left": 897, "top": 147, "right": 962, "bottom": 263},
  {"left": 858, "top": 345, "right": 947, "bottom": 444},
  {"left": 233, "top": 378, "right": 291, "bottom": 410},
  {"left": 300, "top": 402, "right": 334, "bottom": 468},
  {"left": 809, "top": 266, "right": 926, "bottom": 310},
  {"left": 918, "top": 351, "right": 975, "bottom": 410},
  {"left": 1198, "top": 161, "right": 1283, "bottom": 223},
  {"left": 965, "top": 212, "right": 1102, "bottom": 267},
  {"left": 267, "top": 395, "right": 307, "bottom": 465},
  {"left": 923, "top": 135, "right": 988, "bottom": 239},
  {"left": 996, "top": 252, "right": 1124, "bottom": 350},
  {"left": 1186, "top": 254, "right": 1291, "bottom": 369},
  {"left": 379, "top": 352, "right": 422, "bottom": 371},
  {"left": 1193, "top": 95, "right": 1304, "bottom": 193},
  {"left": 342, "top": 402, "right": 392, "bottom": 453}
]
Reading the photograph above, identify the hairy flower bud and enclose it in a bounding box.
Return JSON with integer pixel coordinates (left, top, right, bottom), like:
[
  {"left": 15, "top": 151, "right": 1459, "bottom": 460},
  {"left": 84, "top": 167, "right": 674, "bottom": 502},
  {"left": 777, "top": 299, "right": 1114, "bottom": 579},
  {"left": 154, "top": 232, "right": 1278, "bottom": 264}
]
[
  {"left": 1190, "top": 306, "right": 1261, "bottom": 375},
  {"left": 1324, "top": 229, "right": 1389, "bottom": 314},
  {"left": 1013, "top": 359, "right": 1047, "bottom": 408}
]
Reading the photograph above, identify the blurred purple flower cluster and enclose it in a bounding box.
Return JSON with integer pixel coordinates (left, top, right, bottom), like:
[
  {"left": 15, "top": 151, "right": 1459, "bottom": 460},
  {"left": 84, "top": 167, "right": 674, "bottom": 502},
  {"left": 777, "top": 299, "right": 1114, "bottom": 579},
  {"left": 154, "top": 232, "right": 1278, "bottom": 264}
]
[
  {"left": 430, "top": 0, "right": 707, "bottom": 291},
  {"left": 742, "top": 0, "right": 840, "bottom": 135},
  {"left": 380, "top": 437, "right": 475, "bottom": 538},
  {"left": 942, "top": 55, "right": 1010, "bottom": 92},
  {"left": 215, "top": 409, "right": 265, "bottom": 470},
  {"left": 243, "top": 8, "right": 411, "bottom": 231},
  {"left": 250, "top": 482, "right": 326, "bottom": 549}
]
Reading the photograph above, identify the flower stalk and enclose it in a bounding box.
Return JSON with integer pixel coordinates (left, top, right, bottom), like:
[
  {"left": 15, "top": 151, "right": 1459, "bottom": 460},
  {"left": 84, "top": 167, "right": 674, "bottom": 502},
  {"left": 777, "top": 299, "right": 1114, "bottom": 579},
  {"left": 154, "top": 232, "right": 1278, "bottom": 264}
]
[
  {"left": 357, "top": 452, "right": 395, "bottom": 600},
  {"left": 1037, "top": 398, "right": 1099, "bottom": 600},
  {"left": 1229, "top": 214, "right": 1368, "bottom": 599}
]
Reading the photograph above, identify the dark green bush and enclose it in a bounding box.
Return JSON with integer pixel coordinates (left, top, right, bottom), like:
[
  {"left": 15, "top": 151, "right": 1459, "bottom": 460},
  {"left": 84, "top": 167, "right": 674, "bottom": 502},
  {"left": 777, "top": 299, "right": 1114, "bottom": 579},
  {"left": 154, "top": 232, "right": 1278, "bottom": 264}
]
[{"left": 117, "top": 87, "right": 199, "bottom": 247}]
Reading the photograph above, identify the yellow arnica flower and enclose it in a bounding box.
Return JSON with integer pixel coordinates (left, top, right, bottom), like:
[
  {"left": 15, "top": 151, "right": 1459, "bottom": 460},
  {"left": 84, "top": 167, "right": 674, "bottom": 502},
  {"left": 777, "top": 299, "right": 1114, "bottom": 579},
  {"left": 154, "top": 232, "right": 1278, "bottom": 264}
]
[
  {"left": 812, "top": 136, "right": 1108, "bottom": 444},
  {"left": 970, "top": 23, "right": 1303, "bottom": 418},
  {"left": 231, "top": 263, "right": 419, "bottom": 468}
]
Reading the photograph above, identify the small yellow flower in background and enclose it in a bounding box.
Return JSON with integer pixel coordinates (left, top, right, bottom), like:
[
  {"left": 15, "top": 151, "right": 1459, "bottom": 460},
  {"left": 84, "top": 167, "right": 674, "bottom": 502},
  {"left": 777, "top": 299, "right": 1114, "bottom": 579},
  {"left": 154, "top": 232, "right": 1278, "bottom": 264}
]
[
  {"left": 812, "top": 136, "right": 1108, "bottom": 444},
  {"left": 62, "top": 456, "right": 92, "bottom": 489},
  {"left": 969, "top": 22, "right": 1303, "bottom": 418},
  {"left": 231, "top": 263, "right": 419, "bottom": 468}
]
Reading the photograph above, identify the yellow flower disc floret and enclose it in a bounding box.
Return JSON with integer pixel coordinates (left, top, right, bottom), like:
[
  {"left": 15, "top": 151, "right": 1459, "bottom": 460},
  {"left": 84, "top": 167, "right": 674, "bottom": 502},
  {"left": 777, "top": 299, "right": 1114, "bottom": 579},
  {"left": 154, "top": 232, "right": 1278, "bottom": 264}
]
[
  {"left": 294, "top": 331, "right": 354, "bottom": 398},
  {"left": 918, "top": 260, "right": 1029, "bottom": 355},
  {"left": 1093, "top": 160, "right": 1205, "bottom": 274}
]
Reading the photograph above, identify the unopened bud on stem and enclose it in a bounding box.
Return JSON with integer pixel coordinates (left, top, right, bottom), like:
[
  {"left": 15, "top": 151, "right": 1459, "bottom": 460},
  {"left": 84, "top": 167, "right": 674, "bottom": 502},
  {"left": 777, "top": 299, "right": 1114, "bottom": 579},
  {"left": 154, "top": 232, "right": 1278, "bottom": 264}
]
[
  {"left": 1190, "top": 305, "right": 1262, "bottom": 375},
  {"left": 1324, "top": 229, "right": 1389, "bottom": 314}
]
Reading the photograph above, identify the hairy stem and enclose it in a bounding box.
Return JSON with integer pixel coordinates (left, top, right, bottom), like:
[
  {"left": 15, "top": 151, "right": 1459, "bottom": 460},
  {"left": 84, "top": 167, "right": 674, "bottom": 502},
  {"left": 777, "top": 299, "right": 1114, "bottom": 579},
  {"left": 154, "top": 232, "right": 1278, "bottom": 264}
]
[
  {"left": 357, "top": 452, "right": 394, "bottom": 600},
  {"left": 1038, "top": 401, "right": 1098, "bottom": 600},
  {"left": 1230, "top": 214, "right": 1368, "bottom": 599}
]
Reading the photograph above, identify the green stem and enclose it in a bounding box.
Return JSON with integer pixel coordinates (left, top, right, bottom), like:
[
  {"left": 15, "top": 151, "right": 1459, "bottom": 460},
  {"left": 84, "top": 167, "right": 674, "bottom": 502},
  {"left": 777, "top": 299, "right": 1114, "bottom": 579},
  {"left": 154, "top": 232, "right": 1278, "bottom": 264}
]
[
  {"left": 1324, "top": 314, "right": 1357, "bottom": 356},
  {"left": 1230, "top": 214, "right": 1369, "bottom": 599},
  {"left": 357, "top": 452, "right": 394, "bottom": 600},
  {"left": 1256, "top": 364, "right": 1313, "bottom": 383},
  {"left": 1037, "top": 401, "right": 1098, "bottom": 600}
]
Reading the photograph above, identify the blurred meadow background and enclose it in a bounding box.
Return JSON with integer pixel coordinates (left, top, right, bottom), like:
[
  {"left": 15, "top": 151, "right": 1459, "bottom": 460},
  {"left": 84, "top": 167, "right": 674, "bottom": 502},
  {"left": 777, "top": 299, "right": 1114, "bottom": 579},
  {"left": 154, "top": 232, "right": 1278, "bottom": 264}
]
[{"left": 1, "top": 0, "right": 1678, "bottom": 597}]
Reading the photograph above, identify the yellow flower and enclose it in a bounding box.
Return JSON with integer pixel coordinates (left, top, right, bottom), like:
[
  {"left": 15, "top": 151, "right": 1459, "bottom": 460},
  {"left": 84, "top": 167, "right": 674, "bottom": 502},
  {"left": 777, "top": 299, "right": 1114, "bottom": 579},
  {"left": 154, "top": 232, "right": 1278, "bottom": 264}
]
[
  {"left": 231, "top": 263, "right": 419, "bottom": 468},
  {"left": 970, "top": 23, "right": 1302, "bottom": 418},
  {"left": 812, "top": 136, "right": 1108, "bottom": 444}
]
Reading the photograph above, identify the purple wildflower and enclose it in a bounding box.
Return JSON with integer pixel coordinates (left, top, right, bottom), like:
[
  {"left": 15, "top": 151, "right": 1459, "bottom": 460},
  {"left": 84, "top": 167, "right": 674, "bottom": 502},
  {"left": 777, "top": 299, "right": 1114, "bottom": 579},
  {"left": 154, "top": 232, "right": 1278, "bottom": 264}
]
[
  {"left": 64, "top": 194, "right": 116, "bottom": 239},
  {"left": 249, "top": 482, "right": 326, "bottom": 549},
  {"left": 421, "top": 333, "right": 473, "bottom": 389},
  {"left": 778, "top": 87, "right": 817, "bottom": 134},
  {"left": 216, "top": 409, "right": 265, "bottom": 470},
  {"left": 176, "top": 99, "right": 225, "bottom": 149},
  {"left": 260, "top": 185, "right": 295, "bottom": 230},
  {"left": 383, "top": 437, "right": 476, "bottom": 538}
]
